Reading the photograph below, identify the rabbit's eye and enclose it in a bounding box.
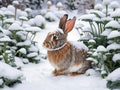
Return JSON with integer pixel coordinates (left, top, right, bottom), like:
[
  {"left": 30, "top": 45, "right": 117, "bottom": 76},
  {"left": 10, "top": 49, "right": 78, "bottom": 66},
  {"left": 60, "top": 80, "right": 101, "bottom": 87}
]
[{"left": 53, "top": 35, "right": 58, "bottom": 40}]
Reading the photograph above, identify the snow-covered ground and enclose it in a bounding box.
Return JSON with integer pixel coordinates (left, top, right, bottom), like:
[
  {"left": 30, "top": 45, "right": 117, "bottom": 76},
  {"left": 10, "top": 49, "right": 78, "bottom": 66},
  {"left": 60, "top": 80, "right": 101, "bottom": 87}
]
[
  {"left": 2, "top": 60, "right": 108, "bottom": 90},
  {"left": 2, "top": 16, "right": 109, "bottom": 90}
]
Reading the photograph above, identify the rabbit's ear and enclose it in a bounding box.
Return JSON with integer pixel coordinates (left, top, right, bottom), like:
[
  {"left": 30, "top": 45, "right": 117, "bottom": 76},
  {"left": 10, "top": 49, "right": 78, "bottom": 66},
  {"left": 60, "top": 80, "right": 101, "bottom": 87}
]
[
  {"left": 65, "top": 17, "right": 76, "bottom": 33},
  {"left": 59, "top": 14, "right": 68, "bottom": 31}
]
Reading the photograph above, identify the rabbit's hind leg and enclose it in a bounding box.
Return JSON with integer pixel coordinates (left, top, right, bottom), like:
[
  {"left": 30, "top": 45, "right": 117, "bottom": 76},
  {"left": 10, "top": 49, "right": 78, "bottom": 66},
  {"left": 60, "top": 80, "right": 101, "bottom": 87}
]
[
  {"left": 68, "top": 72, "right": 80, "bottom": 76},
  {"left": 68, "top": 61, "right": 91, "bottom": 76},
  {"left": 52, "top": 68, "right": 67, "bottom": 76}
]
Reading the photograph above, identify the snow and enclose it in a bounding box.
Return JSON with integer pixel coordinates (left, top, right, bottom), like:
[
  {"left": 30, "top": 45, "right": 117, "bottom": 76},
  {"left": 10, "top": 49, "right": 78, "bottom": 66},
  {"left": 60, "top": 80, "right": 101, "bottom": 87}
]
[
  {"left": 85, "top": 69, "right": 100, "bottom": 76},
  {"left": 105, "top": 20, "right": 120, "bottom": 29},
  {"left": 4, "top": 11, "right": 14, "bottom": 16},
  {"left": 107, "top": 30, "right": 120, "bottom": 39},
  {"left": 54, "top": 10, "right": 67, "bottom": 18},
  {"left": 93, "top": 17, "right": 101, "bottom": 22},
  {"left": 93, "top": 51, "right": 98, "bottom": 57},
  {"left": 40, "top": 9, "right": 47, "bottom": 16},
  {"left": 102, "top": 8, "right": 113, "bottom": 15},
  {"left": 0, "top": 79, "right": 3, "bottom": 85},
  {"left": 112, "top": 53, "right": 120, "bottom": 62},
  {"left": 9, "top": 23, "right": 23, "bottom": 31},
  {"left": 82, "top": 27, "right": 91, "bottom": 32},
  {"left": 25, "top": 8, "right": 32, "bottom": 13},
  {"left": 0, "top": 36, "right": 12, "bottom": 42},
  {"left": 79, "top": 14, "right": 96, "bottom": 21},
  {"left": 18, "top": 48, "right": 27, "bottom": 54},
  {"left": 25, "top": 27, "right": 41, "bottom": 32},
  {"left": 0, "top": 26, "right": 3, "bottom": 30},
  {"left": 0, "top": 55, "right": 3, "bottom": 59},
  {"left": 97, "top": 45, "right": 107, "bottom": 52},
  {"left": 70, "top": 41, "right": 88, "bottom": 51},
  {"left": 101, "top": 17, "right": 113, "bottom": 22},
  {"left": 101, "top": 29, "right": 112, "bottom": 36},
  {"left": 27, "top": 52, "right": 38, "bottom": 58},
  {"left": 87, "top": 57, "right": 98, "bottom": 64},
  {"left": 0, "top": 10, "right": 4, "bottom": 16},
  {"left": 90, "top": 10, "right": 105, "bottom": 18},
  {"left": 0, "top": 62, "right": 23, "bottom": 80},
  {"left": 12, "top": 1, "right": 19, "bottom": 5},
  {"left": 22, "top": 58, "right": 29, "bottom": 64},
  {"left": 45, "top": 12, "right": 58, "bottom": 21},
  {"left": 17, "top": 40, "right": 31, "bottom": 46},
  {"left": 106, "top": 67, "right": 120, "bottom": 81},
  {"left": 15, "top": 57, "right": 24, "bottom": 68},
  {"left": 27, "top": 19, "right": 35, "bottom": 26},
  {"left": 56, "top": 2, "right": 63, "bottom": 7},
  {"left": 7, "top": 5, "right": 15, "bottom": 13},
  {"left": 57, "top": 28, "right": 64, "bottom": 34},
  {"left": 3, "top": 18, "right": 15, "bottom": 24},
  {"left": 34, "top": 15, "right": 46, "bottom": 26},
  {"left": 11, "top": 46, "right": 17, "bottom": 50},
  {"left": 47, "top": 1, "right": 52, "bottom": 5},
  {"left": 88, "top": 39, "right": 96, "bottom": 44},
  {"left": 1, "top": 7, "right": 7, "bottom": 11},
  {"left": 5, "top": 50, "right": 11, "bottom": 54},
  {"left": 34, "top": 55, "right": 41, "bottom": 61},
  {"left": 1, "top": 29, "right": 12, "bottom": 36},
  {"left": 28, "top": 45, "right": 39, "bottom": 52},
  {"left": 111, "top": 9, "right": 120, "bottom": 18},
  {"left": 101, "top": 70, "right": 107, "bottom": 75},
  {"left": 1, "top": 61, "right": 108, "bottom": 90},
  {"left": 19, "top": 16, "right": 28, "bottom": 21},
  {"left": 107, "top": 43, "right": 120, "bottom": 51},
  {"left": 22, "top": 24, "right": 31, "bottom": 28},
  {"left": 103, "top": 0, "right": 111, "bottom": 5},
  {"left": 94, "top": 4, "right": 103, "bottom": 11},
  {"left": 16, "top": 31, "right": 27, "bottom": 40},
  {"left": 110, "top": 1, "right": 119, "bottom": 9},
  {"left": 19, "top": 11, "right": 28, "bottom": 17}
]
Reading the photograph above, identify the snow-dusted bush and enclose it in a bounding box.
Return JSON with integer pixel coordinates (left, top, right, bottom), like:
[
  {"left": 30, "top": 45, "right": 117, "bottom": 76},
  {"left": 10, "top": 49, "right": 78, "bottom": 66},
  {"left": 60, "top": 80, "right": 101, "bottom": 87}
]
[
  {"left": 19, "top": 16, "right": 28, "bottom": 26},
  {"left": 94, "top": 4, "right": 103, "bottom": 11},
  {"left": 0, "top": 62, "right": 23, "bottom": 87},
  {"left": 34, "top": 15, "right": 46, "bottom": 29},
  {"left": 45, "top": 12, "right": 58, "bottom": 22},
  {"left": 0, "top": 2, "right": 43, "bottom": 88},
  {"left": 27, "top": 15, "right": 46, "bottom": 29},
  {"left": 40, "top": 9, "right": 47, "bottom": 16},
  {"left": 106, "top": 68, "right": 120, "bottom": 89},
  {"left": 78, "top": 0, "right": 120, "bottom": 89},
  {"left": 8, "top": 22, "right": 41, "bottom": 64}
]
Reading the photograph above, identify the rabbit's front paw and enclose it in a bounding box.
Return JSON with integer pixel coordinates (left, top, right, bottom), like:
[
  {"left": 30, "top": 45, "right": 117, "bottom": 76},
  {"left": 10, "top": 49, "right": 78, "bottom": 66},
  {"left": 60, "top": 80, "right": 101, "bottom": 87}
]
[{"left": 52, "top": 69, "right": 57, "bottom": 75}]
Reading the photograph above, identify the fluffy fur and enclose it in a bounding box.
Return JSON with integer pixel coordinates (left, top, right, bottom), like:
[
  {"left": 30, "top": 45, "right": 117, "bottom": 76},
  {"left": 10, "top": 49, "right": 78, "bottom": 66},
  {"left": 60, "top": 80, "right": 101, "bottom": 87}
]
[{"left": 43, "top": 14, "right": 90, "bottom": 76}]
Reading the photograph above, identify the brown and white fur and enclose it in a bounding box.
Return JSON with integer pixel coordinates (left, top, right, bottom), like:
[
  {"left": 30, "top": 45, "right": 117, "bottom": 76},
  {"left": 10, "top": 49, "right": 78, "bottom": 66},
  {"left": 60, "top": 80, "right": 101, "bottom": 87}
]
[{"left": 43, "top": 14, "right": 90, "bottom": 76}]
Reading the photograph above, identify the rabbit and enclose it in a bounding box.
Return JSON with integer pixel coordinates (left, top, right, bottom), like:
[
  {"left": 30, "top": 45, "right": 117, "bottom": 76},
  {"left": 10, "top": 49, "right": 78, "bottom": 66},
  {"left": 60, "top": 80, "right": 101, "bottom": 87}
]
[{"left": 43, "top": 14, "right": 91, "bottom": 76}]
